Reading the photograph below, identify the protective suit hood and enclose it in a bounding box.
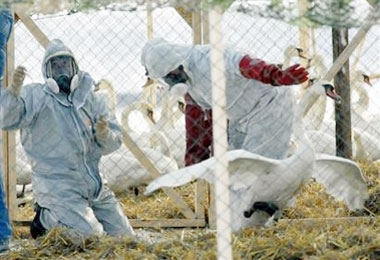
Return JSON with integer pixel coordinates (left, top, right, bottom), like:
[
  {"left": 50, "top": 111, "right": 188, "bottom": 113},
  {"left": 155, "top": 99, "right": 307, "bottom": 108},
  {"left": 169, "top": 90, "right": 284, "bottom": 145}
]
[
  {"left": 42, "top": 39, "right": 79, "bottom": 94},
  {"left": 141, "top": 38, "right": 192, "bottom": 79}
]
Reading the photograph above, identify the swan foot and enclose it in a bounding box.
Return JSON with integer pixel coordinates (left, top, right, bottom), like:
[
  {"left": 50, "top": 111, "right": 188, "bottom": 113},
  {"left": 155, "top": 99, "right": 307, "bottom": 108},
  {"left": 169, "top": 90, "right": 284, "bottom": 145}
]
[{"left": 243, "top": 201, "right": 279, "bottom": 218}]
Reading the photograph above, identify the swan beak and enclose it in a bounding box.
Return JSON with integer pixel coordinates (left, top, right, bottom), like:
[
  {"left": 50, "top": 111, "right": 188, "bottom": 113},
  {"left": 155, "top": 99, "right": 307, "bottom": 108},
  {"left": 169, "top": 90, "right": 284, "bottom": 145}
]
[
  {"left": 142, "top": 77, "right": 154, "bottom": 88},
  {"left": 324, "top": 84, "right": 342, "bottom": 104},
  {"left": 296, "top": 48, "right": 309, "bottom": 60},
  {"left": 363, "top": 74, "right": 372, "bottom": 87}
]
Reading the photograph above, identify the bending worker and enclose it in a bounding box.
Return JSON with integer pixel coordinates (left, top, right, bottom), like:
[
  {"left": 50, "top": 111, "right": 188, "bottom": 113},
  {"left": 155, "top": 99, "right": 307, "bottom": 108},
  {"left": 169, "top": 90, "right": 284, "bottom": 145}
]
[
  {"left": 141, "top": 38, "right": 308, "bottom": 159},
  {"left": 0, "top": 39, "right": 134, "bottom": 238}
]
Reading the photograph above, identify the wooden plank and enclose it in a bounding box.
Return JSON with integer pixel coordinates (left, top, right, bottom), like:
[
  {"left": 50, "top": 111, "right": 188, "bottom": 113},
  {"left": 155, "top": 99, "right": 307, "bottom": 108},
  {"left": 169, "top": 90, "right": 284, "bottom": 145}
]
[
  {"left": 207, "top": 184, "right": 217, "bottom": 229},
  {"left": 3, "top": 20, "right": 17, "bottom": 220},
  {"left": 209, "top": 8, "right": 233, "bottom": 259},
  {"left": 14, "top": 219, "right": 206, "bottom": 228},
  {"left": 192, "top": 9, "right": 207, "bottom": 220},
  {"left": 15, "top": 12, "right": 50, "bottom": 49},
  {"left": 121, "top": 127, "right": 197, "bottom": 219},
  {"left": 192, "top": 11, "right": 202, "bottom": 44},
  {"left": 15, "top": 216, "right": 377, "bottom": 228},
  {"left": 279, "top": 216, "right": 379, "bottom": 226},
  {"left": 298, "top": 0, "right": 309, "bottom": 62},
  {"left": 323, "top": 5, "right": 379, "bottom": 82},
  {"left": 129, "top": 218, "right": 206, "bottom": 228},
  {"left": 298, "top": 0, "right": 310, "bottom": 91},
  {"left": 13, "top": 220, "right": 32, "bottom": 227},
  {"left": 202, "top": 7, "right": 210, "bottom": 44},
  {"left": 332, "top": 28, "right": 352, "bottom": 159},
  {"left": 175, "top": 7, "right": 192, "bottom": 27},
  {"left": 351, "top": 34, "right": 366, "bottom": 72},
  {"left": 147, "top": 0, "right": 153, "bottom": 40},
  {"left": 200, "top": 6, "right": 213, "bottom": 225},
  {"left": 145, "top": 1, "right": 157, "bottom": 109}
]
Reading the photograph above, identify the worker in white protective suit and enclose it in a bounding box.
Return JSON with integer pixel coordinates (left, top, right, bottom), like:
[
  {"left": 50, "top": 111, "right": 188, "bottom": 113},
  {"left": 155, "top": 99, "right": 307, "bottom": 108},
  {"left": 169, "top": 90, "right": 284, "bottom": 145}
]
[
  {"left": 0, "top": 39, "right": 134, "bottom": 239},
  {"left": 141, "top": 38, "right": 309, "bottom": 159}
]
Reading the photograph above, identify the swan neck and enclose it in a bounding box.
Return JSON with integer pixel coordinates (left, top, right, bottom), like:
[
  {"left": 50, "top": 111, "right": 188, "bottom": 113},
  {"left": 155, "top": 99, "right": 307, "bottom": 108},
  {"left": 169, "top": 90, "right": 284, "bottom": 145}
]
[
  {"left": 155, "top": 132, "right": 172, "bottom": 158},
  {"left": 121, "top": 106, "right": 133, "bottom": 132},
  {"left": 158, "top": 91, "right": 176, "bottom": 129},
  {"left": 294, "top": 91, "right": 314, "bottom": 154},
  {"left": 104, "top": 85, "right": 117, "bottom": 115},
  {"left": 355, "top": 85, "right": 369, "bottom": 110},
  {"left": 283, "top": 56, "right": 290, "bottom": 69}
]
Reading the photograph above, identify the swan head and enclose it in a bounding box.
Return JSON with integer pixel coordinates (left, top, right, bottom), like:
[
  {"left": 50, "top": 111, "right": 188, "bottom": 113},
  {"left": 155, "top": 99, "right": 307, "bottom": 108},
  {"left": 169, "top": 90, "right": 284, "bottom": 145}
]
[
  {"left": 357, "top": 71, "right": 372, "bottom": 87},
  {"left": 305, "top": 78, "right": 342, "bottom": 104},
  {"left": 142, "top": 77, "right": 154, "bottom": 88},
  {"left": 284, "top": 45, "right": 309, "bottom": 60},
  {"left": 351, "top": 70, "right": 372, "bottom": 87},
  {"left": 94, "top": 79, "right": 112, "bottom": 92},
  {"left": 362, "top": 74, "right": 372, "bottom": 86}
]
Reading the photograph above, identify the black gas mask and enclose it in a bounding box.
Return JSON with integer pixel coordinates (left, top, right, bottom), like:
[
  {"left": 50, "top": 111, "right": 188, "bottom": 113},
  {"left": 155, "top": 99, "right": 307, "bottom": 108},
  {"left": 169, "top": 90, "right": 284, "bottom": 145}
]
[
  {"left": 47, "top": 55, "right": 76, "bottom": 94},
  {"left": 162, "top": 65, "right": 188, "bottom": 87},
  {"left": 161, "top": 65, "right": 190, "bottom": 97}
]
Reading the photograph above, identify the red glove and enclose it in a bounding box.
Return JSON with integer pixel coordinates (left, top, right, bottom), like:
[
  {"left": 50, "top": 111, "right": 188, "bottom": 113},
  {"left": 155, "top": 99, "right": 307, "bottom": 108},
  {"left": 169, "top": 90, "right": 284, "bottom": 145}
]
[
  {"left": 239, "top": 55, "right": 308, "bottom": 86},
  {"left": 271, "top": 64, "right": 309, "bottom": 85}
]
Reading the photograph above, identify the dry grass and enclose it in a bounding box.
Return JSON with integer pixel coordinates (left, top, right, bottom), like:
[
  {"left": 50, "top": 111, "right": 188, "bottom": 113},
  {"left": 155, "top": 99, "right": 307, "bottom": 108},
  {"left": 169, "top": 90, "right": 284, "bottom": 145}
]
[{"left": 2, "top": 161, "right": 379, "bottom": 259}]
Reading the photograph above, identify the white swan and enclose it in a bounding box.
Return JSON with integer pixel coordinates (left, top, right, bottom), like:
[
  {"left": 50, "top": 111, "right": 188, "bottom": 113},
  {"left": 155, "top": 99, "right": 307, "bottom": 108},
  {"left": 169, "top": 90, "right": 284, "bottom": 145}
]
[
  {"left": 99, "top": 130, "right": 178, "bottom": 194},
  {"left": 94, "top": 79, "right": 158, "bottom": 150},
  {"left": 120, "top": 101, "right": 157, "bottom": 149},
  {"left": 306, "top": 127, "right": 373, "bottom": 161},
  {"left": 94, "top": 79, "right": 117, "bottom": 116},
  {"left": 302, "top": 71, "right": 379, "bottom": 160},
  {"left": 13, "top": 132, "right": 33, "bottom": 193},
  {"left": 281, "top": 45, "right": 308, "bottom": 69},
  {"left": 158, "top": 89, "right": 185, "bottom": 130},
  {"left": 152, "top": 89, "right": 186, "bottom": 168},
  {"left": 0, "top": 132, "right": 34, "bottom": 198},
  {"left": 145, "top": 80, "right": 368, "bottom": 232},
  {"left": 349, "top": 72, "right": 380, "bottom": 160},
  {"left": 141, "top": 77, "right": 159, "bottom": 109},
  {"left": 302, "top": 54, "right": 328, "bottom": 130}
]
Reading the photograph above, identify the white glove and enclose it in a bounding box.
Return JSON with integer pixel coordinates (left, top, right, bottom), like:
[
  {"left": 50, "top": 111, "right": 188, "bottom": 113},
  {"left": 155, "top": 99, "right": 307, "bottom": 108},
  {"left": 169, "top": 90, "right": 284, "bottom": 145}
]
[
  {"left": 9, "top": 66, "right": 26, "bottom": 97},
  {"left": 95, "top": 116, "right": 110, "bottom": 141}
]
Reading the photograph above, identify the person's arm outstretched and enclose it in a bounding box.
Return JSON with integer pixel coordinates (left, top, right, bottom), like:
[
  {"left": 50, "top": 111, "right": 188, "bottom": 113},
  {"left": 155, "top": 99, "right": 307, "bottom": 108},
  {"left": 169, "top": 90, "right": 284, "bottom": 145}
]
[{"left": 239, "top": 55, "right": 308, "bottom": 86}]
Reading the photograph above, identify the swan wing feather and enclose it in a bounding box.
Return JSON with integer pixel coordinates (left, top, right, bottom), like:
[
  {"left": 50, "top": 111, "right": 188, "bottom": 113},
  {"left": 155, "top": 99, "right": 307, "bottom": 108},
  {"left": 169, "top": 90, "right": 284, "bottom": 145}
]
[
  {"left": 144, "top": 149, "right": 279, "bottom": 195},
  {"left": 313, "top": 153, "right": 368, "bottom": 210}
]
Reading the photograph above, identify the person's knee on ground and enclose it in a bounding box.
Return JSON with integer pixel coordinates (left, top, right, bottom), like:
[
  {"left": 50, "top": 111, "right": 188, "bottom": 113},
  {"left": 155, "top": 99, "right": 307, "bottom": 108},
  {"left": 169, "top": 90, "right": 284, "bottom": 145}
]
[{"left": 91, "top": 188, "right": 135, "bottom": 237}]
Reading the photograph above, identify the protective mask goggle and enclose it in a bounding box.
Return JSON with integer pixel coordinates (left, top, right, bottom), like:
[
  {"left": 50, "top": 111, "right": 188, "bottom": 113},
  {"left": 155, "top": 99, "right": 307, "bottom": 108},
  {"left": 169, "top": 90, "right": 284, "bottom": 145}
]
[
  {"left": 47, "top": 55, "right": 77, "bottom": 94},
  {"left": 161, "top": 65, "right": 189, "bottom": 97}
]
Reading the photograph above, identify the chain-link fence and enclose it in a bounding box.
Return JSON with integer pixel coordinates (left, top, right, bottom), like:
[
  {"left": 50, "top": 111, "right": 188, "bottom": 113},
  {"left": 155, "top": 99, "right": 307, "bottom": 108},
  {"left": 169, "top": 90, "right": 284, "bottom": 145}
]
[{"left": 1, "top": 0, "right": 380, "bottom": 258}]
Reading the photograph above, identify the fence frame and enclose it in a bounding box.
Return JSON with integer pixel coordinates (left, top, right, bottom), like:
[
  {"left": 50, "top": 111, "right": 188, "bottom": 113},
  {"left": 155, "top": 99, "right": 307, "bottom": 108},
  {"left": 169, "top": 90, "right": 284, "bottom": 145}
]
[{"left": 4, "top": 2, "right": 380, "bottom": 230}]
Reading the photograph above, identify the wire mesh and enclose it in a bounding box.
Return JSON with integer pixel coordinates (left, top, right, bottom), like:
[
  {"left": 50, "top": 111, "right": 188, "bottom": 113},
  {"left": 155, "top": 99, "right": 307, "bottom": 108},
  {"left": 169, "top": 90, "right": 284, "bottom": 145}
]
[{"left": 0, "top": 1, "right": 379, "bottom": 258}]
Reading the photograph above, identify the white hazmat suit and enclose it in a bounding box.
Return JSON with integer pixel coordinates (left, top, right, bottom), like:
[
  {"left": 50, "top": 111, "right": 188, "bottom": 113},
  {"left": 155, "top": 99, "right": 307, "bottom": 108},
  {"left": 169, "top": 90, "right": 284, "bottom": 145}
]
[
  {"left": 0, "top": 39, "right": 134, "bottom": 237},
  {"left": 142, "top": 38, "right": 299, "bottom": 159}
]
